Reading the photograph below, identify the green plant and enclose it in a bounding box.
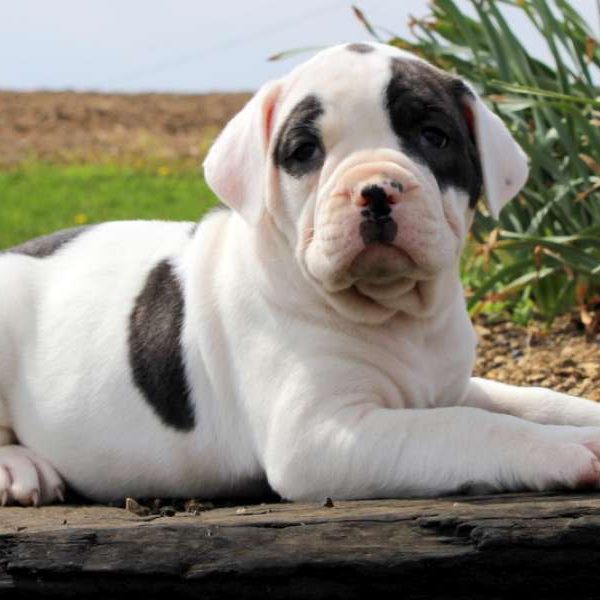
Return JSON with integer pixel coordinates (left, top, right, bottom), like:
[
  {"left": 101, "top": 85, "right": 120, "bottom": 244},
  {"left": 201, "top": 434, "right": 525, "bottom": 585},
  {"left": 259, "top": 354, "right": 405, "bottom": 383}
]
[{"left": 356, "top": 1, "right": 600, "bottom": 327}]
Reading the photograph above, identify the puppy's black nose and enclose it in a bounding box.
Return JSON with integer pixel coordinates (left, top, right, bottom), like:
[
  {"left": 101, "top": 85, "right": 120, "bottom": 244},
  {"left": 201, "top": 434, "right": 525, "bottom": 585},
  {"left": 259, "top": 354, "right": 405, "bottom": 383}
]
[
  {"left": 360, "top": 184, "right": 392, "bottom": 218},
  {"left": 359, "top": 184, "right": 398, "bottom": 245}
]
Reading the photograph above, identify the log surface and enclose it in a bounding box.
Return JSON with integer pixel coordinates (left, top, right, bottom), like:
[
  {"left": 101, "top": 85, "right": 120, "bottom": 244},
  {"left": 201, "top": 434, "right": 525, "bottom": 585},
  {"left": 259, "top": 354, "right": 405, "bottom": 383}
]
[{"left": 2, "top": 492, "right": 600, "bottom": 598}]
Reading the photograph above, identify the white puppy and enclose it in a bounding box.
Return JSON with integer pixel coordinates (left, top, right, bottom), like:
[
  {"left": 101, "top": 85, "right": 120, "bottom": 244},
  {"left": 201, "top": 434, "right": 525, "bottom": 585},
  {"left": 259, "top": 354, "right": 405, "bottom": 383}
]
[{"left": 1, "top": 42, "right": 600, "bottom": 506}]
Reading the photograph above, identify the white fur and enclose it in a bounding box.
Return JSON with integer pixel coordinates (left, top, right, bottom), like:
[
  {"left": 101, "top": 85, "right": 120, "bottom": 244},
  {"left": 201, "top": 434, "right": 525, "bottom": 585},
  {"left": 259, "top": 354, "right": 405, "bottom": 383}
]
[{"left": 1, "top": 43, "right": 599, "bottom": 506}]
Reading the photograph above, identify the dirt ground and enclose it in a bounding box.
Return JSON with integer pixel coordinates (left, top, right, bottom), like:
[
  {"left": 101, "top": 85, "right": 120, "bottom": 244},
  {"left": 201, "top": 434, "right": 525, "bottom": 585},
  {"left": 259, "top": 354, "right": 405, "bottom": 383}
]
[
  {"left": 1, "top": 90, "right": 599, "bottom": 400},
  {"left": 0, "top": 90, "right": 251, "bottom": 168},
  {"left": 474, "top": 314, "right": 600, "bottom": 401}
]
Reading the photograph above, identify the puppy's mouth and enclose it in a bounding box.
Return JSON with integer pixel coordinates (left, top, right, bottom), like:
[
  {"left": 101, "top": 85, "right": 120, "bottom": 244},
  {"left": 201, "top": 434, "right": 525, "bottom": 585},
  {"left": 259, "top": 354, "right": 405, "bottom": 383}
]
[{"left": 348, "top": 243, "right": 414, "bottom": 285}]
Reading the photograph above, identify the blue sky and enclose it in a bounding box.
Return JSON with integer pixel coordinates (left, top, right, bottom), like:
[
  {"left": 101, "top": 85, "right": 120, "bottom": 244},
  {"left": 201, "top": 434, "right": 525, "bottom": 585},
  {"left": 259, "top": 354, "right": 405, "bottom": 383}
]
[{"left": 1, "top": 1, "right": 598, "bottom": 93}]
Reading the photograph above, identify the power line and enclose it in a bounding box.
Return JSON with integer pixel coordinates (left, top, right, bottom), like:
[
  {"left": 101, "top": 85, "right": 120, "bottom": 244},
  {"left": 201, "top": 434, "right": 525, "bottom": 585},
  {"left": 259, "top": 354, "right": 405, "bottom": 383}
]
[{"left": 104, "top": 0, "right": 347, "bottom": 89}]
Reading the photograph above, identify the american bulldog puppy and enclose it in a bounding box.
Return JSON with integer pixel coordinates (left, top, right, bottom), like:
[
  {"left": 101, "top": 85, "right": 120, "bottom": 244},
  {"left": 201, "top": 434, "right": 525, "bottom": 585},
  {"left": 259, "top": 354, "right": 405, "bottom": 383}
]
[{"left": 1, "top": 42, "right": 600, "bottom": 506}]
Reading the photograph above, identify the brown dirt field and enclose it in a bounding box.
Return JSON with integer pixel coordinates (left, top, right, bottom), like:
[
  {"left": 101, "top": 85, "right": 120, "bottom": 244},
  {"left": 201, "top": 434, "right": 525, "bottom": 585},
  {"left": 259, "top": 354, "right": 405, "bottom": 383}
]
[
  {"left": 0, "top": 90, "right": 598, "bottom": 400},
  {"left": 0, "top": 90, "right": 251, "bottom": 168}
]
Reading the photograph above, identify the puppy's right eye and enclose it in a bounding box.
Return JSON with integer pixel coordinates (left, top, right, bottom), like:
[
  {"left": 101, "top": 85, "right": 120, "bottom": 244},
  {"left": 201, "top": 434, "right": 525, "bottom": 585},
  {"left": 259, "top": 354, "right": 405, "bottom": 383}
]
[
  {"left": 289, "top": 142, "right": 321, "bottom": 163},
  {"left": 420, "top": 126, "right": 450, "bottom": 149}
]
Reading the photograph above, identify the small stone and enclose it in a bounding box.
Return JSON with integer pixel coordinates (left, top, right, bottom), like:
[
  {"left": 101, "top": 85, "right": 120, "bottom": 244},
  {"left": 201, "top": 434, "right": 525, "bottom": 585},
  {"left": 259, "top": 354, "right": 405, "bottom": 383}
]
[
  {"left": 556, "top": 367, "right": 577, "bottom": 377},
  {"left": 527, "top": 331, "right": 546, "bottom": 347},
  {"left": 184, "top": 499, "right": 214, "bottom": 513},
  {"left": 560, "top": 346, "right": 578, "bottom": 359},
  {"left": 528, "top": 373, "right": 546, "bottom": 383},
  {"left": 322, "top": 497, "right": 335, "bottom": 508},
  {"left": 582, "top": 362, "right": 600, "bottom": 379},
  {"left": 160, "top": 506, "right": 176, "bottom": 517},
  {"left": 125, "top": 497, "right": 150, "bottom": 517},
  {"left": 474, "top": 325, "right": 491, "bottom": 339}
]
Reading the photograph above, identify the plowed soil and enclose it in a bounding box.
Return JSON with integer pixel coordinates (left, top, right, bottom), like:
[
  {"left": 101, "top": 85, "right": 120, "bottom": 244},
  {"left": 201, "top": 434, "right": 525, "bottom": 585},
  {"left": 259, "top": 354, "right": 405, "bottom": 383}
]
[
  {"left": 1, "top": 90, "right": 598, "bottom": 400},
  {"left": 0, "top": 90, "right": 251, "bottom": 168}
]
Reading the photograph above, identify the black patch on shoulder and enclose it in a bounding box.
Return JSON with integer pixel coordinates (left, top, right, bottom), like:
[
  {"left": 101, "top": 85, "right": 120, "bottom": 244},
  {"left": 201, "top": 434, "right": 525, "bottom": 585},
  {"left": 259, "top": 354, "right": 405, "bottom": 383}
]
[
  {"left": 386, "top": 59, "right": 482, "bottom": 207},
  {"left": 3, "top": 226, "right": 92, "bottom": 258},
  {"left": 129, "top": 259, "right": 195, "bottom": 432},
  {"left": 347, "top": 43, "right": 374, "bottom": 54},
  {"left": 273, "top": 95, "right": 325, "bottom": 178}
]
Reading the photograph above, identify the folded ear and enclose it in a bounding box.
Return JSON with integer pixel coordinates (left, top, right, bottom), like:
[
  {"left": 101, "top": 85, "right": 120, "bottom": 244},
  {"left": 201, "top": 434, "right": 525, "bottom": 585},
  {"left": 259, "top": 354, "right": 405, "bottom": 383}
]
[
  {"left": 462, "top": 87, "right": 529, "bottom": 219},
  {"left": 203, "top": 80, "right": 282, "bottom": 225}
]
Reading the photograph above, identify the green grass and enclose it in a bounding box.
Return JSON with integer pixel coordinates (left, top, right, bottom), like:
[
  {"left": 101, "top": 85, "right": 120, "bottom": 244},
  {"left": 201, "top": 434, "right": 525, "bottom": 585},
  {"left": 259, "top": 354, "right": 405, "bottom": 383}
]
[{"left": 0, "top": 164, "right": 219, "bottom": 250}]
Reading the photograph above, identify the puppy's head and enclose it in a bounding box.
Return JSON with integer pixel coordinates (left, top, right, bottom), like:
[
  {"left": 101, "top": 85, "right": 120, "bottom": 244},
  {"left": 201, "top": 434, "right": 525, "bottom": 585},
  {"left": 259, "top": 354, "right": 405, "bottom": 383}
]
[{"left": 204, "top": 43, "right": 528, "bottom": 323}]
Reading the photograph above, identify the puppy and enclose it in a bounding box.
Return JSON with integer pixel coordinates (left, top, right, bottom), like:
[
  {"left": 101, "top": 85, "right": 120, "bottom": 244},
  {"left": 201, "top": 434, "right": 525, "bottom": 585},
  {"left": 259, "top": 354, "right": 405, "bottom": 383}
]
[{"left": 1, "top": 42, "right": 600, "bottom": 506}]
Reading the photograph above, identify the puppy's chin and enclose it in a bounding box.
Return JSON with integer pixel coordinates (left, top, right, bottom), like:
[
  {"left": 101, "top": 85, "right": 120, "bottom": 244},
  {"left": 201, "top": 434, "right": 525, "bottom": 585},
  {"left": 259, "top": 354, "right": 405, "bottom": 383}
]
[
  {"left": 349, "top": 243, "right": 414, "bottom": 285},
  {"left": 303, "top": 240, "right": 422, "bottom": 295},
  {"left": 348, "top": 244, "right": 420, "bottom": 311},
  {"left": 301, "top": 242, "right": 445, "bottom": 323}
]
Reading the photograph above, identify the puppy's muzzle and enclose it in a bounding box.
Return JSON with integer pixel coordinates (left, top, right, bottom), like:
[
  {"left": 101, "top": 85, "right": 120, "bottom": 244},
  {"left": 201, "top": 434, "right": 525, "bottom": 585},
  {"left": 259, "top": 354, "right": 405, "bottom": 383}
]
[
  {"left": 331, "top": 160, "right": 420, "bottom": 249},
  {"left": 358, "top": 182, "right": 400, "bottom": 245}
]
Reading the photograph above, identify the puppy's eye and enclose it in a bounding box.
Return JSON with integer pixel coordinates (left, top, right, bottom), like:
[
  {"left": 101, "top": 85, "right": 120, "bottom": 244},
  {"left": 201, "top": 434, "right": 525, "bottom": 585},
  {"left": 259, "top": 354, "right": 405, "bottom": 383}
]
[
  {"left": 420, "top": 127, "right": 449, "bottom": 149},
  {"left": 289, "top": 142, "right": 321, "bottom": 163}
]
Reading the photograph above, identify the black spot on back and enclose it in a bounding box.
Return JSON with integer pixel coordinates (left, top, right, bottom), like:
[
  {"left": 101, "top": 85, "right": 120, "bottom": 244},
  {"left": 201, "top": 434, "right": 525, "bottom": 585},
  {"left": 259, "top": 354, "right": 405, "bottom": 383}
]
[
  {"left": 347, "top": 43, "right": 374, "bottom": 54},
  {"left": 273, "top": 95, "right": 325, "bottom": 178},
  {"left": 386, "top": 59, "right": 482, "bottom": 207},
  {"left": 129, "top": 259, "right": 195, "bottom": 432},
  {"left": 3, "top": 226, "right": 92, "bottom": 258}
]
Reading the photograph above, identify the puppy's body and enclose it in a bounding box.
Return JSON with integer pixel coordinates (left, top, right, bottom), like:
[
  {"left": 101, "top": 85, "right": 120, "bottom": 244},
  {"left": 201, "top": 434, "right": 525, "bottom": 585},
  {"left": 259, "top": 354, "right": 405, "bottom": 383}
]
[
  {"left": 0, "top": 212, "right": 472, "bottom": 501},
  {"left": 2, "top": 43, "right": 600, "bottom": 505}
]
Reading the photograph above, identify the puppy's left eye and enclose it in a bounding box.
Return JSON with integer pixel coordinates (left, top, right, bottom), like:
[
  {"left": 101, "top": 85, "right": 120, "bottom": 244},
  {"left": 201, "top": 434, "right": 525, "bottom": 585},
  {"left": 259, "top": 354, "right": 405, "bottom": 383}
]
[
  {"left": 289, "top": 142, "right": 321, "bottom": 163},
  {"left": 420, "top": 127, "right": 449, "bottom": 149}
]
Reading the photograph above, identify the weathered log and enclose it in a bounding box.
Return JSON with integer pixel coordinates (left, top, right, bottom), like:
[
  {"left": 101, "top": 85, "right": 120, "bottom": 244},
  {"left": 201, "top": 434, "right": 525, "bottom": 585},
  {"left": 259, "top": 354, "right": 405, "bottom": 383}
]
[{"left": 2, "top": 492, "right": 600, "bottom": 598}]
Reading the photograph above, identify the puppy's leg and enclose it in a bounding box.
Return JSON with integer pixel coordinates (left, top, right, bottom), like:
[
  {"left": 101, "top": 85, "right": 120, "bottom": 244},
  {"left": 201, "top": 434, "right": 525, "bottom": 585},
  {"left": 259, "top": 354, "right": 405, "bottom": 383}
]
[
  {"left": 463, "top": 377, "right": 600, "bottom": 427},
  {"left": 0, "top": 256, "right": 65, "bottom": 506},
  {"left": 264, "top": 396, "right": 600, "bottom": 500}
]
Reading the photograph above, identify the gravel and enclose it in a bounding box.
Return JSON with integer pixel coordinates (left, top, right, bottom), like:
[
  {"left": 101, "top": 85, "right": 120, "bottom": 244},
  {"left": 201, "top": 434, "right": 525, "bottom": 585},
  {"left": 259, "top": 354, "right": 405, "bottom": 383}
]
[{"left": 473, "top": 313, "right": 600, "bottom": 401}]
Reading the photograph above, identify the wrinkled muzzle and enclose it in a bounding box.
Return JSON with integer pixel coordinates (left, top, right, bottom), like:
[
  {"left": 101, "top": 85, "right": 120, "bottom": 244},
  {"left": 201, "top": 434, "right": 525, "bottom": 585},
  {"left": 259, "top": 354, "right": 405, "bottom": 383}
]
[{"left": 304, "top": 151, "right": 464, "bottom": 295}]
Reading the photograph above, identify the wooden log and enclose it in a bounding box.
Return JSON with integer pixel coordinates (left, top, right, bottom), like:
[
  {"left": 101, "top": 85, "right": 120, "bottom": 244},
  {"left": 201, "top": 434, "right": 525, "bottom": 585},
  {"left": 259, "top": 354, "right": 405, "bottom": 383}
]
[{"left": 2, "top": 492, "right": 600, "bottom": 598}]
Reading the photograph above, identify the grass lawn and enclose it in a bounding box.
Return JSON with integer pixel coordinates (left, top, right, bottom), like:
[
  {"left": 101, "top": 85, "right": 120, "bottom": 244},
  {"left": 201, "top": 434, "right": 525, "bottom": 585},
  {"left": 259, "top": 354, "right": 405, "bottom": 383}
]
[{"left": 0, "top": 164, "right": 219, "bottom": 250}]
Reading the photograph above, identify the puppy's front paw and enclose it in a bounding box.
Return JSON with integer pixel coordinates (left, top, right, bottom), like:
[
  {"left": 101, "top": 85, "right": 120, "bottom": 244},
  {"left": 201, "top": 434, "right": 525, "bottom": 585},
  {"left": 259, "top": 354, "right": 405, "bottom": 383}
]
[
  {"left": 532, "top": 428, "right": 600, "bottom": 491},
  {"left": 552, "top": 443, "right": 600, "bottom": 489},
  {"left": 0, "top": 445, "right": 65, "bottom": 506}
]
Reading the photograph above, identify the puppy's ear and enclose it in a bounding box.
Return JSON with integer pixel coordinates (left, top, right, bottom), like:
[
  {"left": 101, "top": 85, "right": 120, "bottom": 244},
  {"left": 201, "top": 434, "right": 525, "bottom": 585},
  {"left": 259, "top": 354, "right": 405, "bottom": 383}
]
[
  {"left": 461, "top": 85, "right": 529, "bottom": 219},
  {"left": 203, "top": 81, "right": 282, "bottom": 225}
]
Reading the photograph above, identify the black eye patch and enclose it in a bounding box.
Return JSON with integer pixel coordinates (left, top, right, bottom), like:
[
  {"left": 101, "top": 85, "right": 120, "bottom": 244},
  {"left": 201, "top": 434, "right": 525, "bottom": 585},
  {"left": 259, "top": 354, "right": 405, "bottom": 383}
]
[
  {"left": 273, "top": 95, "right": 325, "bottom": 178},
  {"left": 386, "top": 59, "right": 482, "bottom": 208}
]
